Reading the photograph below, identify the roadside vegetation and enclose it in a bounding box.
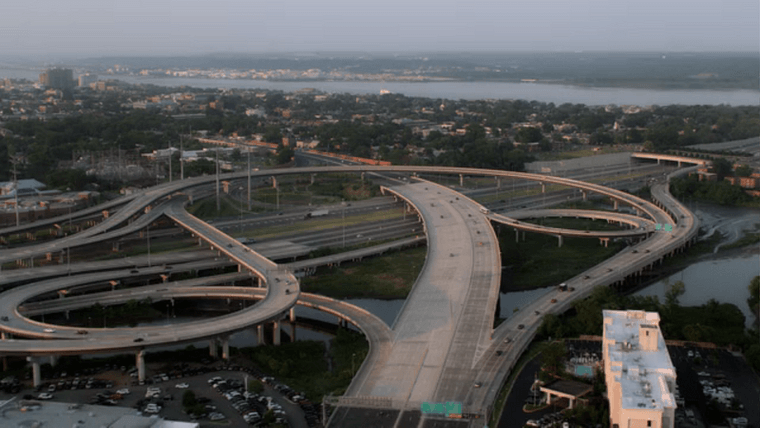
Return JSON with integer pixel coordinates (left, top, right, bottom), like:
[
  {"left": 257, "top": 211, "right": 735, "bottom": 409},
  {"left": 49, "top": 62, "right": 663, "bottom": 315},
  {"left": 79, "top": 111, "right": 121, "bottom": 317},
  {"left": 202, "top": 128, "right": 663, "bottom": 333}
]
[
  {"left": 498, "top": 225, "right": 625, "bottom": 291},
  {"left": 536, "top": 283, "right": 760, "bottom": 372},
  {"left": 300, "top": 246, "right": 426, "bottom": 299}
]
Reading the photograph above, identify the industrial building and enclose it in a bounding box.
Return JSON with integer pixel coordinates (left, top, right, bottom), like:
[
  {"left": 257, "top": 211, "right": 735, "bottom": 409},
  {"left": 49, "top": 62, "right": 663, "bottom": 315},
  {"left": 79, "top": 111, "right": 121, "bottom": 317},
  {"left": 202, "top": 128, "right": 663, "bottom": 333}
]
[{"left": 602, "top": 310, "right": 677, "bottom": 428}]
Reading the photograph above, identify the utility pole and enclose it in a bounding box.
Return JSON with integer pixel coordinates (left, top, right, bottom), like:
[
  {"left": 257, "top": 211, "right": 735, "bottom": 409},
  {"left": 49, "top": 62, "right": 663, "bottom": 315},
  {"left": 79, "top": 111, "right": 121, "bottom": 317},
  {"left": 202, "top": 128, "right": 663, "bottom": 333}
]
[{"left": 168, "top": 141, "right": 172, "bottom": 183}]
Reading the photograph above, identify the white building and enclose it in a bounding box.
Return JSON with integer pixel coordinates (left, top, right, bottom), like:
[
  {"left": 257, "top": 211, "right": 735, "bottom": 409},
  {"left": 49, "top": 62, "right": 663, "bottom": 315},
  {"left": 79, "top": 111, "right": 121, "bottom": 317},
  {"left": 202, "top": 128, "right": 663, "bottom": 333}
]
[{"left": 603, "top": 310, "right": 677, "bottom": 428}]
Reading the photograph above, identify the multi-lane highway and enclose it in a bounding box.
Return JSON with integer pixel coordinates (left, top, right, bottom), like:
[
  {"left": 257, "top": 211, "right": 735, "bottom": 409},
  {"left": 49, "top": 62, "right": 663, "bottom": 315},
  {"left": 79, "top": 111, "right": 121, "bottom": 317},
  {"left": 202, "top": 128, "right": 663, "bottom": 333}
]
[{"left": 0, "top": 162, "right": 699, "bottom": 426}]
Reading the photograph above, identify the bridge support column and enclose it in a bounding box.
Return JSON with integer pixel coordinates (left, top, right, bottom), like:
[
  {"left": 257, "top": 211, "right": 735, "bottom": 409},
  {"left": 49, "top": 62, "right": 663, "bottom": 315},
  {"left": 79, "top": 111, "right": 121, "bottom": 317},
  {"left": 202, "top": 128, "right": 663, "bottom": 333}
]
[
  {"left": 136, "top": 350, "right": 146, "bottom": 382},
  {"left": 582, "top": 191, "right": 587, "bottom": 201},
  {"left": 541, "top": 182, "right": 546, "bottom": 193},
  {"left": 221, "top": 337, "right": 230, "bottom": 360},
  {"left": 209, "top": 339, "right": 218, "bottom": 358},
  {"left": 599, "top": 238, "right": 609, "bottom": 248},
  {"left": 273, "top": 321, "right": 281, "bottom": 346},
  {"left": 271, "top": 177, "right": 277, "bottom": 189},
  {"left": 496, "top": 177, "right": 501, "bottom": 189},
  {"left": 613, "top": 200, "right": 618, "bottom": 210},
  {"left": 257, "top": 325, "right": 265, "bottom": 345},
  {"left": 289, "top": 307, "right": 296, "bottom": 323},
  {"left": 112, "top": 242, "right": 120, "bottom": 252},
  {"left": 556, "top": 235, "right": 563, "bottom": 248},
  {"left": 27, "top": 357, "right": 42, "bottom": 387},
  {"left": 459, "top": 174, "right": 464, "bottom": 186},
  {"left": 361, "top": 172, "right": 365, "bottom": 182},
  {"left": 310, "top": 174, "right": 316, "bottom": 185},
  {"left": 49, "top": 355, "right": 58, "bottom": 367}
]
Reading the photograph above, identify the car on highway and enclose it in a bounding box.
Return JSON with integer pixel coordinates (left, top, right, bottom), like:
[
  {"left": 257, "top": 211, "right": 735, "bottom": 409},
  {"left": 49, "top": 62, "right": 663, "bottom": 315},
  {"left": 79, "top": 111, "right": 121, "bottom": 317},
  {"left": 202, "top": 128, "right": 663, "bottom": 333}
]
[
  {"left": 37, "top": 393, "right": 53, "bottom": 400},
  {"left": 517, "top": 324, "right": 524, "bottom": 329},
  {"left": 43, "top": 328, "right": 56, "bottom": 333},
  {"left": 175, "top": 383, "right": 189, "bottom": 389},
  {"left": 76, "top": 329, "right": 88, "bottom": 335},
  {"left": 550, "top": 298, "right": 557, "bottom": 303},
  {"left": 116, "top": 388, "right": 130, "bottom": 395},
  {"left": 133, "top": 337, "right": 144, "bottom": 342}
]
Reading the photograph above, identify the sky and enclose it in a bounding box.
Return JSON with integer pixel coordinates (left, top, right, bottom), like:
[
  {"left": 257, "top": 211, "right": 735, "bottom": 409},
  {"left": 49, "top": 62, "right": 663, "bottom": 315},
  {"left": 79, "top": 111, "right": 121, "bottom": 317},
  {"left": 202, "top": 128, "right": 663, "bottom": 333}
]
[{"left": 0, "top": 0, "right": 757, "bottom": 57}]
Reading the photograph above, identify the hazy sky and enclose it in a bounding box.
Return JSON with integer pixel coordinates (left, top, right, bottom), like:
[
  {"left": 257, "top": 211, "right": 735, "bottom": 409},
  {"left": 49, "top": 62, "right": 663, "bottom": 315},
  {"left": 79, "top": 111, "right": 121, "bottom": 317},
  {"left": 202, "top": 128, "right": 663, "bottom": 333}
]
[{"left": 1, "top": 0, "right": 758, "bottom": 57}]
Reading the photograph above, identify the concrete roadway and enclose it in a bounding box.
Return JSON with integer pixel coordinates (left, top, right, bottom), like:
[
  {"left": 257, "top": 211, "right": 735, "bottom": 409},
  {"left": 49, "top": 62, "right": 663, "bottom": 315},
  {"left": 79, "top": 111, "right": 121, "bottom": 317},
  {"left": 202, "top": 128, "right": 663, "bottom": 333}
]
[
  {"left": 342, "top": 181, "right": 501, "bottom": 412},
  {"left": 488, "top": 208, "right": 655, "bottom": 240},
  {"left": 459, "top": 168, "right": 700, "bottom": 423}
]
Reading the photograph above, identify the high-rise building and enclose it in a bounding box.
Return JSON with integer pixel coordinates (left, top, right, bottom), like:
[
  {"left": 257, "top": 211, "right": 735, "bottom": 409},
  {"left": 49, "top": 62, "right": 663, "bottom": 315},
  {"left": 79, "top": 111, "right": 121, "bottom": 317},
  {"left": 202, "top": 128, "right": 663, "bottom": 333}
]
[
  {"left": 39, "top": 68, "right": 74, "bottom": 90},
  {"left": 603, "top": 310, "right": 677, "bottom": 428}
]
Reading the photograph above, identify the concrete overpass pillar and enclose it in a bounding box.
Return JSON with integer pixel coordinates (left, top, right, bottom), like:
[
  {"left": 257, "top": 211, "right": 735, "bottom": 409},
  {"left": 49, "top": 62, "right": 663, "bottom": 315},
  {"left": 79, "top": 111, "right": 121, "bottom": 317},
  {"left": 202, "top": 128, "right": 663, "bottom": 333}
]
[
  {"left": 310, "top": 174, "right": 316, "bottom": 185},
  {"left": 221, "top": 337, "right": 230, "bottom": 360},
  {"left": 257, "top": 325, "right": 265, "bottom": 345},
  {"left": 496, "top": 177, "right": 501, "bottom": 189},
  {"left": 27, "top": 357, "right": 42, "bottom": 387},
  {"left": 49, "top": 355, "right": 58, "bottom": 367},
  {"left": 613, "top": 200, "right": 618, "bottom": 210},
  {"left": 677, "top": 161, "right": 682, "bottom": 167},
  {"left": 209, "top": 339, "right": 218, "bottom": 358},
  {"left": 289, "top": 307, "right": 296, "bottom": 323},
  {"left": 273, "top": 321, "right": 281, "bottom": 346},
  {"left": 600, "top": 238, "right": 609, "bottom": 248},
  {"left": 271, "top": 176, "right": 277, "bottom": 189},
  {"left": 582, "top": 190, "right": 587, "bottom": 201},
  {"left": 1, "top": 332, "right": 6, "bottom": 340},
  {"left": 136, "top": 350, "right": 146, "bottom": 382},
  {"left": 361, "top": 172, "right": 365, "bottom": 182},
  {"left": 459, "top": 174, "right": 464, "bottom": 186},
  {"left": 556, "top": 235, "right": 563, "bottom": 248},
  {"left": 541, "top": 182, "right": 546, "bottom": 193}
]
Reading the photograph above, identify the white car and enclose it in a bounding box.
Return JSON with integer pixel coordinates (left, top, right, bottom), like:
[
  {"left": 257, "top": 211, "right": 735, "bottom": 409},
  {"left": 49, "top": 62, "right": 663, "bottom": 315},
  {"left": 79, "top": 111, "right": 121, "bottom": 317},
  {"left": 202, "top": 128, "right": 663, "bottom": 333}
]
[
  {"left": 144, "top": 404, "right": 161, "bottom": 414},
  {"left": 37, "top": 393, "right": 53, "bottom": 400},
  {"left": 175, "top": 383, "right": 189, "bottom": 389},
  {"left": 116, "top": 388, "right": 130, "bottom": 395},
  {"left": 43, "top": 328, "right": 56, "bottom": 333}
]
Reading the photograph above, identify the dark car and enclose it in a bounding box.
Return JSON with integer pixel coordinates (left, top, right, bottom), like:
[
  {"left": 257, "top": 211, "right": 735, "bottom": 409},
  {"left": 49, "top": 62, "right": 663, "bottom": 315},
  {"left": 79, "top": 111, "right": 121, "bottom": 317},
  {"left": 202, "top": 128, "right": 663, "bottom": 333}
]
[{"left": 134, "top": 338, "right": 144, "bottom": 342}]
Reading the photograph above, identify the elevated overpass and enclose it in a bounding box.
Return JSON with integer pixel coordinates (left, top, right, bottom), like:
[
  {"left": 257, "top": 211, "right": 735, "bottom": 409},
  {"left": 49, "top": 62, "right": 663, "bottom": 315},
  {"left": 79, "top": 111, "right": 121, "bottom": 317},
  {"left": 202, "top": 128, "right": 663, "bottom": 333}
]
[
  {"left": 631, "top": 152, "right": 710, "bottom": 167},
  {"left": 488, "top": 208, "right": 655, "bottom": 246},
  {"left": 0, "top": 164, "right": 700, "bottom": 424}
]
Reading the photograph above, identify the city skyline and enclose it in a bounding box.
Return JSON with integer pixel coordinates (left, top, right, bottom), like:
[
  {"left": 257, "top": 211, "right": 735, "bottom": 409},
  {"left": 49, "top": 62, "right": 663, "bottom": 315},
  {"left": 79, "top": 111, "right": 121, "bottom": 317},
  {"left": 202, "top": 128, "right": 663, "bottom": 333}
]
[{"left": 0, "top": 0, "right": 757, "bottom": 58}]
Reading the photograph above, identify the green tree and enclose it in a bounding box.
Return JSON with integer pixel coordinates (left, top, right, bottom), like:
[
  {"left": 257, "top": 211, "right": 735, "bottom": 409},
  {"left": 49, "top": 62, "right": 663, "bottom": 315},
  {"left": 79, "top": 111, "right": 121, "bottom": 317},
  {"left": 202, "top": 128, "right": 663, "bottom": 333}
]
[
  {"left": 748, "top": 276, "right": 760, "bottom": 317},
  {"left": 541, "top": 341, "right": 567, "bottom": 377},
  {"left": 735, "top": 164, "right": 753, "bottom": 177},
  {"left": 665, "top": 280, "right": 686, "bottom": 307},
  {"left": 516, "top": 127, "right": 543, "bottom": 143},
  {"left": 275, "top": 145, "right": 294, "bottom": 164},
  {"left": 711, "top": 157, "right": 733, "bottom": 180},
  {"left": 182, "top": 390, "right": 196, "bottom": 408}
]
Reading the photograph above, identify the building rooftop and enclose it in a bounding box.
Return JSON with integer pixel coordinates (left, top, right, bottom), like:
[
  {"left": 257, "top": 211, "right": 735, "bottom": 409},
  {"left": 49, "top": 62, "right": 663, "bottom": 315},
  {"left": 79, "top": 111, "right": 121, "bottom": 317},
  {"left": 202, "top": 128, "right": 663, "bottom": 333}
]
[
  {"left": 0, "top": 399, "right": 198, "bottom": 428},
  {"left": 603, "top": 310, "right": 676, "bottom": 412}
]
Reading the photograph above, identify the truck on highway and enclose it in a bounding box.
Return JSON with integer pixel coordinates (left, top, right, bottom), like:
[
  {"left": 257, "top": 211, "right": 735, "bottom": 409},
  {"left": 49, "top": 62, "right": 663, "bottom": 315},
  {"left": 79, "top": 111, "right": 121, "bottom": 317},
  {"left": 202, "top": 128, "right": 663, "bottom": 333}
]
[{"left": 304, "top": 209, "right": 329, "bottom": 219}]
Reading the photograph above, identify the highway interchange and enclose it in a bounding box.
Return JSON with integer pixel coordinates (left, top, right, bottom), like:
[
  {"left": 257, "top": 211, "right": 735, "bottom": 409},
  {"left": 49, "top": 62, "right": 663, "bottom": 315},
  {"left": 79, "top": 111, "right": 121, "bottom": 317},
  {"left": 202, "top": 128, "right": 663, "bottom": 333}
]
[{"left": 0, "top": 155, "right": 701, "bottom": 427}]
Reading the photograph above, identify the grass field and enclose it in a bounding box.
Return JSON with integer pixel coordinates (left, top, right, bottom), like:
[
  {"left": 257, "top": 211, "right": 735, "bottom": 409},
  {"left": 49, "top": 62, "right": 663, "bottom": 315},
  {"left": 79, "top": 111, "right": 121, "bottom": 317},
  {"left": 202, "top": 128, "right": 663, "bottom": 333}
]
[
  {"left": 300, "top": 246, "right": 427, "bottom": 299},
  {"left": 498, "top": 225, "right": 624, "bottom": 290}
]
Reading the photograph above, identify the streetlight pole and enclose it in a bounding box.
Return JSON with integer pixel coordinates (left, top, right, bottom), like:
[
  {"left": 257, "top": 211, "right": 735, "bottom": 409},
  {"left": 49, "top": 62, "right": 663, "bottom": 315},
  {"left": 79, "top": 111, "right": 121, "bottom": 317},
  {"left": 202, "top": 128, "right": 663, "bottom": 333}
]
[
  {"left": 239, "top": 187, "right": 244, "bottom": 233},
  {"left": 247, "top": 147, "right": 251, "bottom": 211},
  {"left": 147, "top": 224, "right": 151, "bottom": 267},
  {"left": 342, "top": 200, "right": 346, "bottom": 248}
]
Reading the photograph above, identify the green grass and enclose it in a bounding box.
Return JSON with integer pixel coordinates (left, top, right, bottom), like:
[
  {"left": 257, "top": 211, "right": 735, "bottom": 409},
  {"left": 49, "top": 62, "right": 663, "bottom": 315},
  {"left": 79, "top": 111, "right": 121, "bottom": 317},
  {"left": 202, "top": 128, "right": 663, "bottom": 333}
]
[
  {"left": 239, "top": 327, "right": 369, "bottom": 401},
  {"left": 301, "top": 246, "right": 427, "bottom": 299},
  {"left": 187, "top": 196, "right": 242, "bottom": 219},
  {"left": 499, "top": 229, "right": 624, "bottom": 290}
]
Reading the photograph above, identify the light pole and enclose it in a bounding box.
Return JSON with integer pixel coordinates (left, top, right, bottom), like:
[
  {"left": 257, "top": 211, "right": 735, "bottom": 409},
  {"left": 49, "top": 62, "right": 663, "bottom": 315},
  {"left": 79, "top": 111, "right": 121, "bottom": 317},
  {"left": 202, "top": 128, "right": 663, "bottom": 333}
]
[
  {"left": 147, "top": 224, "right": 151, "bottom": 267},
  {"left": 351, "top": 352, "right": 356, "bottom": 373},
  {"left": 238, "top": 186, "right": 244, "bottom": 233},
  {"left": 342, "top": 200, "right": 346, "bottom": 248},
  {"left": 247, "top": 147, "right": 251, "bottom": 211}
]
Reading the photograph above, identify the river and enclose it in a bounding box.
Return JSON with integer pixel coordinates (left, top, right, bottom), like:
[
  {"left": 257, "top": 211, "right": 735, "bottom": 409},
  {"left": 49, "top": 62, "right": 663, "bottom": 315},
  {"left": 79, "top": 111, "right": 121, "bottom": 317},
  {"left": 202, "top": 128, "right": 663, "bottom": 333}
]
[{"left": 2, "top": 67, "right": 758, "bottom": 106}]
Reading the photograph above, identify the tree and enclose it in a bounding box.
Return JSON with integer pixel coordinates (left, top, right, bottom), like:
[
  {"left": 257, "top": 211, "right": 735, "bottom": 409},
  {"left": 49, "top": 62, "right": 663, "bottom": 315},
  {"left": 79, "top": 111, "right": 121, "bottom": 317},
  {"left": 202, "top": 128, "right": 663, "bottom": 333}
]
[
  {"left": 735, "top": 164, "right": 753, "bottom": 177},
  {"left": 711, "top": 157, "right": 732, "bottom": 180},
  {"left": 665, "top": 280, "right": 686, "bottom": 307},
  {"left": 748, "top": 276, "right": 760, "bottom": 318},
  {"left": 275, "top": 145, "right": 294, "bottom": 165},
  {"left": 516, "top": 127, "right": 543, "bottom": 143},
  {"left": 541, "top": 341, "right": 567, "bottom": 377}
]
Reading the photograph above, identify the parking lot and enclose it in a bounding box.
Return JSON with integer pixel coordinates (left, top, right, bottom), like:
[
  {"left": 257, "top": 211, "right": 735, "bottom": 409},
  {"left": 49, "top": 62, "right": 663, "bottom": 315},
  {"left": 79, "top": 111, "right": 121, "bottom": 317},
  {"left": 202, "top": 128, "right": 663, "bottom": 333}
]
[{"left": 0, "top": 362, "right": 321, "bottom": 427}]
